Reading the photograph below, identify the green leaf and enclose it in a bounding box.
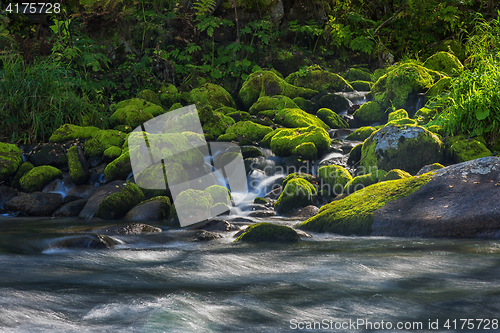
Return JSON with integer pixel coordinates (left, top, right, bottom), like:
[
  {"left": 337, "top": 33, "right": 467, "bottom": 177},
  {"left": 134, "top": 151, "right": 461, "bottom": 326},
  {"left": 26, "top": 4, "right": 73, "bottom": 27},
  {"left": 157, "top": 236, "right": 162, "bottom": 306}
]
[{"left": 475, "top": 107, "right": 490, "bottom": 120}]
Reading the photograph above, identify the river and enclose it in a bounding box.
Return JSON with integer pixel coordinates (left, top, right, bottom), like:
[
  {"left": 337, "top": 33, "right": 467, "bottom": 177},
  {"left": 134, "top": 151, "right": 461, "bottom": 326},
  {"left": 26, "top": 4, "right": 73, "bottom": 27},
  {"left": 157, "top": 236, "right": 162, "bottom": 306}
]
[{"left": 1, "top": 216, "right": 499, "bottom": 332}]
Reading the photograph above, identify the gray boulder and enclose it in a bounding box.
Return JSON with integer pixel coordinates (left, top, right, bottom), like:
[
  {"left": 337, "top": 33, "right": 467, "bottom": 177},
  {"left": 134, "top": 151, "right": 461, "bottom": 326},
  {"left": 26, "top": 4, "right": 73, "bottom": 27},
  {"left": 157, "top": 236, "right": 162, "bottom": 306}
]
[{"left": 5, "top": 192, "right": 63, "bottom": 216}]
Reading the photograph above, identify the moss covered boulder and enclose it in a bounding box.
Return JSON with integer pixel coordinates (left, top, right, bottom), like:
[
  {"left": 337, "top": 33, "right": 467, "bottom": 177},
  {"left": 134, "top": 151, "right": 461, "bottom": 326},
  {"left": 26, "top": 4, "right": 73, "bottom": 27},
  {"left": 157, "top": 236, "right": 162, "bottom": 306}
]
[
  {"left": 345, "top": 68, "right": 372, "bottom": 82},
  {"left": 275, "top": 108, "right": 329, "bottom": 129},
  {"left": 124, "top": 196, "right": 171, "bottom": 221},
  {"left": 104, "top": 149, "right": 132, "bottom": 181},
  {"left": 84, "top": 129, "right": 127, "bottom": 158},
  {"left": 248, "top": 95, "right": 298, "bottom": 114},
  {"left": 424, "top": 77, "right": 452, "bottom": 101},
  {"left": 371, "top": 63, "right": 436, "bottom": 109},
  {"left": 292, "top": 97, "right": 315, "bottom": 114},
  {"left": 19, "top": 165, "right": 63, "bottom": 193},
  {"left": 225, "top": 121, "right": 273, "bottom": 141},
  {"left": 285, "top": 65, "right": 353, "bottom": 93},
  {"left": 298, "top": 174, "right": 432, "bottom": 235},
  {"left": 234, "top": 223, "right": 301, "bottom": 242},
  {"left": 345, "top": 126, "right": 376, "bottom": 141},
  {"left": 446, "top": 135, "right": 492, "bottom": 163},
  {"left": 361, "top": 124, "right": 444, "bottom": 175},
  {"left": 423, "top": 51, "right": 463, "bottom": 76},
  {"left": 202, "top": 112, "right": 235, "bottom": 137},
  {"left": 347, "top": 143, "right": 363, "bottom": 166},
  {"left": 350, "top": 80, "right": 372, "bottom": 91},
  {"left": 414, "top": 107, "right": 437, "bottom": 125},
  {"left": 174, "top": 189, "right": 213, "bottom": 225},
  {"left": 292, "top": 142, "right": 318, "bottom": 160},
  {"left": 95, "top": 182, "right": 145, "bottom": 219},
  {"left": 204, "top": 185, "right": 231, "bottom": 206},
  {"left": 274, "top": 178, "right": 316, "bottom": 214},
  {"left": 159, "top": 83, "right": 180, "bottom": 107},
  {"left": 388, "top": 109, "right": 409, "bottom": 122},
  {"left": 352, "top": 101, "right": 385, "bottom": 126},
  {"left": 190, "top": 83, "right": 236, "bottom": 109},
  {"left": 318, "top": 165, "right": 353, "bottom": 196},
  {"left": 238, "top": 71, "right": 318, "bottom": 110},
  {"left": 316, "top": 108, "right": 348, "bottom": 129},
  {"left": 49, "top": 124, "right": 100, "bottom": 143},
  {"left": 314, "top": 93, "right": 351, "bottom": 114},
  {"left": 110, "top": 98, "right": 166, "bottom": 128},
  {"left": 137, "top": 89, "right": 161, "bottom": 106},
  {"left": 11, "top": 162, "right": 33, "bottom": 189},
  {"left": 270, "top": 126, "right": 330, "bottom": 157},
  {"left": 344, "top": 169, "right": 387, "bottom": 194},
  {"left": 103, "top": 146, "right": 122, "bottom": 163},
  {"left": 67, "top": 146, "right": 89, "bottom": 185},
  {"left": 380, "top": 169, "right": 411, "bottom": 181},
  {"left": 0, "top": 142, "right": 22, "bottom": 182}
]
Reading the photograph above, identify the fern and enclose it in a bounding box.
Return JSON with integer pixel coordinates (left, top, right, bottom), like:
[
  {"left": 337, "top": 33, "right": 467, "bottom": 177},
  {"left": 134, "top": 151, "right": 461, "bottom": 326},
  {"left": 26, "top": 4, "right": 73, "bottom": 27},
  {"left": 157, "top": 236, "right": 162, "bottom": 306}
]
[{"left": 193, "top": 0, "right": 218, "bottom": 17}]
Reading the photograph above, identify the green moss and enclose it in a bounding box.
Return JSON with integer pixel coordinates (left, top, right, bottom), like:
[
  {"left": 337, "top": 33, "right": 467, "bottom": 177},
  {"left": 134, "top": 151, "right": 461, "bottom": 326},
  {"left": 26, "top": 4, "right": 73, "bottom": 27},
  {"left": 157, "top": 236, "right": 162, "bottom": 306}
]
[
  {"left": 386, "top": 118, "right": 417, "bottom": 126},
  {"left": 67, "top": 146, "right": 88, "bottom": 185},
  {"left": 261, "top": 128, "right": 282, "bottom": 147},
  {"left": 190, "top": 83, "right": 236, "bottom": 110},
  {"left": 345, "top": 126, "right": 376, "bottom": 141},
  {"left": 318, "top": 165, "right": 353, "bottom": 195},
  {"left": 292, "top": 142, "right": 317, "bottom": 160},
  {"left": 316, "top": 108, "right": 348, "bottom": 129},
  {"left": 49, "top": 124, "right": 99, "bottom": 143},
  {"left": 96, "top": 182, "right": 145, "bottom": 219},
  {"left": 103, "top": 146, "right": 122, "bottom": 163},
  {"left": 104, "top": 149, "right": 131, "bottom": 181},
  {"left": 137, "top": 89, "right": 161, "bottom": 106},
  {"left": 241, "top": 146, "right": 264, "bottom": 158},
  {"left": 352, "top": 101, "right": 384, "bottom": 126},
  {"left": 226, "top": 111, "right": 252, "bottom": 123},
  {"left": 372, "top": 68, "right": 388, "bottom": 82},
  {"left": 350, "top": 80, "right": 372, "bottom": 91},
  {"left": 226, "top": 121, "right": 273, "bottom": 141},
  {"left": 447, "top": 135, "right": 492, "bottom": 163},
  {"left": 138, "top": 196, "right": 171, "bottom": 219},
  {"left": 423, "top": 51, "right": 463, "bottom": 76},
  {"left": 380, "top": 169, "right": 411, "bottom": 181},
  {"left": 275, "top": 108, "right": 330, "bottom": 129},
  {"left": 19, "top": 165, "right": 62, "bottom": 192},
  {"left": 425, "top": 125, "right": 444, "bottom": 136},
  {"left": 11, "top": 161, "right": 33, "bottom": 189},
  {"left": 344, "top": 169, "right": 387, "bottom": 194},
  {"left": 347, "top": 143, "right": 363, "bottom": 166},
  {"left": 282, "top": 173, "right": 312, "bottom": 187},
  {"left": 285, "top": 65, "right": 353, "bottom": 93},
  {"left": 217, "top": 133, "right": 239, "bottom": 142},
  {"left": 169, "top": 102, "right": 183, "bottom": 111},
  {"left": 84, "top": 129, "right": 127, "bottom": 158},
  {"left": 114, "top": 125, "right": 133, "bottom": 133},
  {"left": 237, "top": 70, "right": 318, "bottom": 110},
  {"left": 248, "top": 95, "right": 299, "bottom": 114},
  {"left": 298, "top": 174, "right": 433, "bottom": 235},
  {"left": 174, "top": 189, "right": 213, "bottom": 216},
  {"left": 274, "top": 178, "right": 317, "bottom": 214},
  {"left": 414, "top": 107, "right": 437, "bottom": 125},
  {"left": 0, "top": 142, "right": 22, "bottom": 182},
  {"left": 388, "top": 109, "right": 409, "bottom": 122},
  {"left": 234, "top": 222, "right": 301, "bottom": 242},
  {"left": 292, "top": 97, "right": 314, "bottom": 114},
  {"left": 214, "top": 106, "right": 238, "bottom": 115},
  {"left": 110, "top": 98, "right": 166, "bottom": 128},
  {"left": 134, "top": 162, "right": 187, "bottom": 198},
  {"left": 345, "top": 67, "right": 372, "bottom": 81},
  {"left": 202, "top": 112, "right": 235, "bottom": 137},
  {"left": 204, "top": 185, "right": 231, "bottom": 205},
  {"left": 425, "top": 77, "right": 452, "bottom": 101},
  {"left": 270, "top": 126, "right": 330, "bottom": 157},
  {"left": 253, "top": 197, "right": 267, "bottom": 205}
]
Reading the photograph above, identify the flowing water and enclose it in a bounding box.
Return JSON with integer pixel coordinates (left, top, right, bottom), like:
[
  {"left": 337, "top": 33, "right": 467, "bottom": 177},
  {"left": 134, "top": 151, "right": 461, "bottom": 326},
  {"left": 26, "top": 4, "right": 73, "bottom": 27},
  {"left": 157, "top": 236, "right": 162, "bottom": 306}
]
[{"left": 1, "top": 216, "right": 499, "bottom": 332}]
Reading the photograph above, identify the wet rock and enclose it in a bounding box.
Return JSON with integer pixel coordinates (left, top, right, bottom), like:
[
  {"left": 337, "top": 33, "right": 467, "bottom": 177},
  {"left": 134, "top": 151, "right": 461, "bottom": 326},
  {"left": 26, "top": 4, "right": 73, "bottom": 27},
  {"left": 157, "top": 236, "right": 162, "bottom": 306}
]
[
  {"left": 291, "top": 205, "right": 319, "bottom": 219},
  {"left": 92, "top": 223, "right": 162, "bottom": 235},
  {"left": 63, "top": 195, "right": 83, "bottom": 204},
  {"left": 19, "top": 165, "right": 63, "bottom": 193},
  {"left": 5, "top": 192, "right": 63, "bottom": 216},
  {"left": 79, "top": 180, "right": 130, "bottom": 219},
  {"left": 67, "top": 145, "right": 89, "bottom": 185},
  {"left": 416, "top": 163, "right": 445, "bottom": 175},
  {"left": 372, "top": 156, "right": 500, "bottom": 238},
  {"left": 53, "top": 199, "right": 88, "bottom": 217},
  {"left": 192, "top": 219, "right": 233, "bottom": 232},
  {"left": 0, "top": 142, "right": 23, "bottom": 182},
  {"left": 248, "top": 211, "right": 276, "bottom": 218},
  {"left": 53, "top": 234, "right": 117, "bottom": 249},
  {"left": 94, "top": 182, "right": 144, "bottom": 220},
  {"left": 182, "top": 230, "right": 222, "bottom": 241},
  {"left": 123, "top": 196, "right": 171, "bottom": 221},
  {"left": 274, "top": 178, "right": 316, "bottom": 214},
  {"left": 234, "top": 222, "right": 301, "bottom": 242},
  {"left": 29, "top": 143, "right": 68, "bottom": 169},
  {"left": 67, "top": 185, "right": 98, "bottom": 199},
  {"left": 0, "top": 186, "right": 18, "bottom": 205}
]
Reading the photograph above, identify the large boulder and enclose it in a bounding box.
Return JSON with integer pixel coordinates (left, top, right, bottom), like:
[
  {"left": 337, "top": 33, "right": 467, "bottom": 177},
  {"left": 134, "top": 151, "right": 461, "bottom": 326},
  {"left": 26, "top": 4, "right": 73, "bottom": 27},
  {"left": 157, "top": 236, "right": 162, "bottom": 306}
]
[
  {"left": 84, "top": 129, "right": 127, "bottom": 158},
  {"left": 285, "top": 65, "right": 353, "bottom": 93},
  {"left": 269, "top": 126, "right": 330, "bottom": 157},
  {"left": 95, "top": 182, "right": 145, "bottom": 219},
  {"left": 123, "top": 196, "right": 171, "bottom": 221},
  {"left": 274, "top": 178, "right": 316, "bottom": 214},
  {"left": 234, "top": 222, "right": 301, "bottom": 242},
  {"left": 29, "top": 143, "right": 67, "bottom": 168},
  {"left": 316, "top": 108, "right": 348, "bottom": 129},
  {"left": 275, "top": 108, "right": 330, "bottom": 129},
  {"left": 352, "top": 101, "right": 385, "bottom": 126},
  {"left": 345, "top": 126, "right": 376, "bottom": 141},
  {"left": 314, "top": 93, "right": 351, "bottom": 114},
  {"left": 318, "top": 165, "right": 352, "bottom": 196},
  {"left": 248, "top": 95, "right": 298, "bottom": 114},
  {"left": 190, "top": 83, "right": 236, "bottom": 109},
  {"left": 110, "top": 98, "right": 166, "bottom": 128},
  {"left": 19, "top": 165, "right": 62, "bottom": 193},
  {"left": 372, "top": 157, "right": 500, "bottom": 238},
  {"left": 5, "top": 192, "right": 64, "bottom": 216},
  {"left": 49, "top": 124, "right": 99, "bottom": 143},
  {"left": 361, "top": 124, "right": 444, "bottom": 175},
  {"left": 225, "top": 121, "right": 273, "bottom": 141},
  {"left": 52, "top": 198, "right": 88, "bottom": 217},
  {"left": 104, "top": 149, "right": 131, "bottom": 182},
  {"left": 79, "top": 180, "right": 131, "bottom": 219},
  {"left": 0, "top": 142, "right": 22, "bottom": 182},
  {"left": 423, "top": 51, "right": 463, "bottom": 76},
  {"left": 446, "top": 135, "right": 492, "bottom": 163},
  {"left": 67, "top": 146, "right": 89, "bottom": 185},
  {"left": 238, "top": 71, "right": 318, "bottom": 110}
]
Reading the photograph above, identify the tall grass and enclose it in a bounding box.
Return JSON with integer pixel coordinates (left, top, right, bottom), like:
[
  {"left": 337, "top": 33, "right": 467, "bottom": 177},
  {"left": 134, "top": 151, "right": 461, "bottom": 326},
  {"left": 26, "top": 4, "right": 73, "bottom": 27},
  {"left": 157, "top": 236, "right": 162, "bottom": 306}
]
[{"left": 0, "top": 54, "right": 109, "bottom": 143}]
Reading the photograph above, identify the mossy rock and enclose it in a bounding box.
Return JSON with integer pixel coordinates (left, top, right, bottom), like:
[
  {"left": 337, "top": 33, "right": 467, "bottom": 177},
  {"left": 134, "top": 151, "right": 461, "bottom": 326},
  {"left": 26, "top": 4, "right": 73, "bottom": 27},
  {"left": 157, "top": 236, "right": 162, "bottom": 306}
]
[
  {"left": 345, "top": 126, "right": 376, "bottom": 141},
  {"left": 237, "top": 70, "right": 318, "bottom": 110},
  {"left": 137, "top": 89, "right": 161, "bottom": 106},
  {"left": 67, "top": 146, "right": 89, "bottom": 185},
  {"left": 190, "top": 83, "right": 236, "bottom": 109},
  {"left": 134, "top": 162, "right": 188, "bottom": 199},
  {"left": 19, "top": 165, "right": 62, "bottom": 192},
  {"left": 380, "top": 169, "right": 411, "bottom": 181},
  {"left": 114, "top": 125, "right": 133, "bottom": 133},
  {"left": 271, "top": 49, "right": 308, "bottom": 76},
  {"left": 352, "top": 101, "right": 385, "bottom": 126},
  {"left": 253, "top": 197, "right": 267, "bottom": 205},
  {"left": 169, "top": 102, "right": 183, "bottom": 111},
  {"left": 388, "top": 109, "right": 409, "bottom": 122},
  {"left": 274, "top": 178, "right": 317, "bottom": 214},
  {"left": 416, "top": 162, "right": 445, "bottom": 175},
  {"left": 104, "top": 149, "right": 131, "bottom": 181},
  {"left": 11, "top": 161, "right": 34, "bottom": 189},
  {"left": 0, "top": 142, "right": 22, "bottom": 182},
  {"left": 414, "top": 107, "right": 437, "bottom": 125},
  {"left": 318, "top": 165, "right": 353, "bottom": 196},
  {"left": 248, "top": 95, "right": 298, "bottom": 115},
  {"left": 282, "top": 173, "right": 313, "bottom": 188},
  {"left": 423, "top": 51, "right": 463, "bottom": 76},
  {"left": 226, "top": 121, "right": 273, "bottom": 141},
  {"left": 345, "top": 67, "right": 372, "bottom": 82},
  {"left": 224, "top": 111, "right": 251, "bottom": 123},
  {"left": 285, "top": 65, "right": 353, "bottom": 94},
  {"left": 371, "top": 63, "right": 436, "bottom": 109},
  {"left": 110, "top": 98, "right": 166, "bottom": 128},
  {"left": 234, "top": 222, "right": 301, "bottom": 242},
  {"left": 347, "top": 143, "right": 363, "bottom": 166},
  {"left": 292, "top": 97, "right": 314, "bottom": 114},
  {"left": 316, "top": 108, "right": 348, "bottom": 129},
  {"left": 270, "top": 126, "right": 330, "bottom": 157},
  {"left": 344, "top": 169, "right": 387, "bottom": 194},
  {"left": 241, "top": 146, "right": 264, "bottom": 158},
  {"left": 214, "top": 106, "right": 238, "bottom": 115},
  {"left": 432, "top": 39, "right": 466, "bottom": 63},
  {"left": 103, "top": 146, "right": 122, "bottom": 163},
  {"left": 204, "top": 185, "right": 231, "bottom": 206},
  {"left": 314, "top": 93, "right": 351, "bottom": 114},
  {"left": 174, "top": 189, "right": 213, "bottom": 223},
  {"left": 217, "top": 133, "right": 239, "bottom": 142},
  {"left": 298, "top": 174, "right": 433, "bottom": 235},
  {"left": 386, "top": 118, "right": 417, "bottom": 126},
  {"left": 95, "top": 182, "right": 145, "bottom": 219},
  {"left": 202, "top": 112, "right": 235, "bottom": 137},
  {"left": 84, "top": 129, "right": 127, "bottom": 158},
  {"left": 49, "top": 124, "right": 100, "bottom": 143},
  {"left": 159, "top": 83, "right": 180, "bottom": 107},
  {"left": 425, "top": 77, "right": 452, "bottom": 101},
  {"left": 350, "top": 80, "right": 372, "bottom": 91},
  {"left": 372, "top": 68, "right": 388, "bottom": 82},
  {"left": 292, "top": 142, "right": 318, "bottom": 160},
  {"left": 261, "top": 128, "right": 282, "bottom": 147},
  {"left": 446, "top": 135, "right": 492, "bottom": 163},
  {"left": 125, "top": 196, "right": 171, "bottom": 221},
  {"left": 275, "top": 108, "right": 329, "bottom": 129},
  {"left": 361, "top": 124, "right": 444, "bottom": 175}
]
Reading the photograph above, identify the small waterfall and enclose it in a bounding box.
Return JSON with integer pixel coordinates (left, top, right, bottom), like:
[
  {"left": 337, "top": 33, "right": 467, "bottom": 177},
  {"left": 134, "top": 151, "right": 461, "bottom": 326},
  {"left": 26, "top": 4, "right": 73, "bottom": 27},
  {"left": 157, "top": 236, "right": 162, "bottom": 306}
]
[{"left": 43, "top": 178, "right": 75, "bottom": 198}]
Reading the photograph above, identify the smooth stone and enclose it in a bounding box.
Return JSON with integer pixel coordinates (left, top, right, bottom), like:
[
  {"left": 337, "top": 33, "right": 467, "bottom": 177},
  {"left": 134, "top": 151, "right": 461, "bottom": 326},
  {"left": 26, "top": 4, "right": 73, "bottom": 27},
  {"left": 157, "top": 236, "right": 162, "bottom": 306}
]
[
  {"left": 53, "top": 199, "right": 88, "bottom": 217},
  {"left": 5, "top": 192, "right": 63, "bottom": 216},
  {"left": 92, "top": 223, "right": 162, "bottom": 235},
  {"left": 78, "top": 180, "right": 128, "bottom": 220}
]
